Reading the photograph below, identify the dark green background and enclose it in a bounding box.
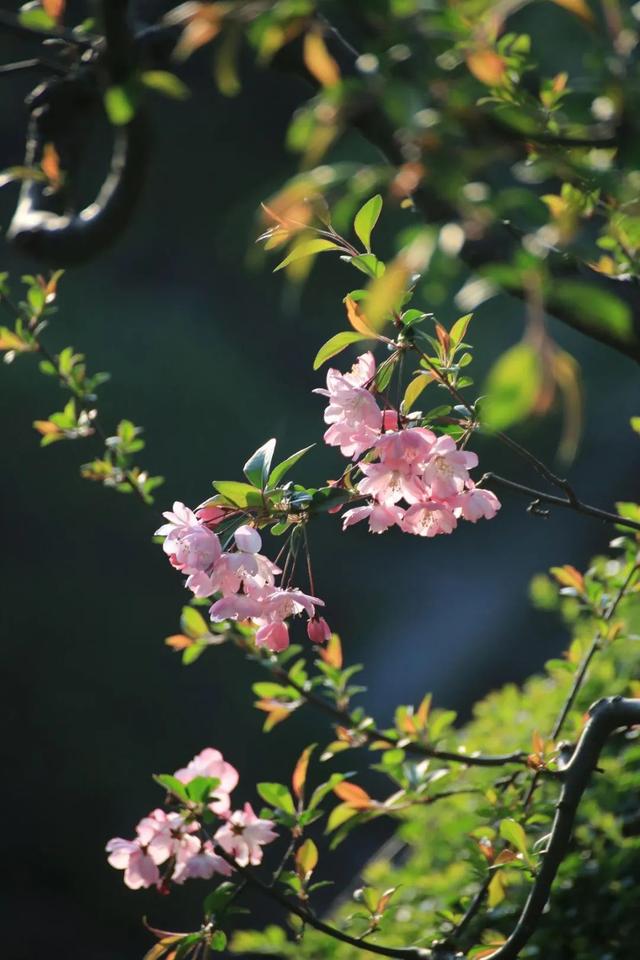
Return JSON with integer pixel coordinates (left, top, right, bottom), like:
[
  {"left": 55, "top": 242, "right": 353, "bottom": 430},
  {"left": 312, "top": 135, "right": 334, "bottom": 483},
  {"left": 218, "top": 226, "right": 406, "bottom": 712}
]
[{"left": 1, "top": 2, "right": 638, "bottom": 957}]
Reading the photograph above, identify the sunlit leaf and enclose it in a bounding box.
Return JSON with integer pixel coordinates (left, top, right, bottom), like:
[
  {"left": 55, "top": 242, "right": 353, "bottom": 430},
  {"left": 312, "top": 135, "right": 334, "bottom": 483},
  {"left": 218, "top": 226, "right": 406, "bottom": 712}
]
[
  {"left": 303, "top": 30, "right": 341, "bottom": 88},
  {"left": 550, "top": 0, "right": 595, "bottom": 25},
  {"left": 295, "top": 838, "right": 318, "bottom": 877},
  {"left": 141, "top": 71, "right": 190, "bottom": 100},
  {"left": 482, "top": 343, "right": 542, "bottom": 431},
  {"left": 274, "top": 238, "right": 340, "bottom": 272},
  {"left": 292, "top": 744, "right": 316, "bottom": 800},
  {"left": 466, "top": 49, "right": 507, "bottom": 86},
  {"left": 354, "top": 195, "right": 383, "bottom": 252},
  {"left": 333, "top": 782, "right": 372, "bottom": 809},
  {"left": 313, "top": 331, "right": 369, "bottom": 371},
  {"left": 243, "top": 438, "right": 276, "bottom": 489}
]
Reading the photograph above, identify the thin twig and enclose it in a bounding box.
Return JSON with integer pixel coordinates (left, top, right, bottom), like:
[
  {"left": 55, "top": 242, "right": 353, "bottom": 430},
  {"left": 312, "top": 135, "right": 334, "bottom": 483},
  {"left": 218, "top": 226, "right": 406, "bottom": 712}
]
[
  {"left": 484, "top": 473, "right": 640, "bottom": 534},
  {"left": 267, "top": 663, "right": 531, "bottom": 770}
]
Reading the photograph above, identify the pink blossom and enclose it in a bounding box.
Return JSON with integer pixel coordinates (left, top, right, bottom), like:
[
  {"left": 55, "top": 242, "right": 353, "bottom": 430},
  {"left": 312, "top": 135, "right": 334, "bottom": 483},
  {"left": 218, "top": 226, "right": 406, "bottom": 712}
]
[
  {"left": 195, "top": 505, "right": 227, "bottom": 526},
  {"left": 375, "top": 427, "right": 435, "bottom": 467},
  {"left": 174, "top": 748, "right": 239, "bottom": 815},
  {"left": 173, "top": 840, "right": 233, "bottom": 883},
  {"left": 261, "top": 587, "right": 323, "bottom": 621},
  {"left": 209, "top": 594, "right": 266, "bottom": 623},
  {"left": 155, "top": 501, "right": 200, "bottom": 543},
  {"left": 185, "top": 569, "right": 217, "bottom": 598},
  {"left": 381, "top": 409, "right": 399, "bottom": 432},
  {"left": 255, "top": 620, "right": 290, "bottom": 652},
  {"left": 106, "top": 837, "right": 160, "bottom": 890},
  {"left": 214, "top": 802, "right": 277, "bottom": 867},
  {"left": 136, "top": 809, "right": 199, "bottom": 866},
  {"left": 307, "top": 616, "right": 331, "bottom": 644},
  {"left": 234, "top": 524, "right": 262, "bottom": 553},
  {"left": 342, "top": 503, "right": 404, "bottom": 534},
  {"left": 455, "top": 484, "right": 501, "bottom": 522},
  {"left": 401, "top": 501, "right": 458, "bottom": 537},
  {"left": 314, "top": 354, "right": 382, "bottom": 459},
  {"left": 421, "top": 436, "right": 478, "bottom": 500},
  {"left": 358, "top": 460, "right": 426, "bottom": 506}
]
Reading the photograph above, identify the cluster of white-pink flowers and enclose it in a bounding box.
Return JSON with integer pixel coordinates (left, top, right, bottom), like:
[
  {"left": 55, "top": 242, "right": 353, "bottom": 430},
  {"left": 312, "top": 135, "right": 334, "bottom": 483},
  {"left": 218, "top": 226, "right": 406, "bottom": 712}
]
[
  {"left": 316, "top": 351, "right": 500, "bottom": 536},
  {"left": 106, "top": 748, "right": 277, "bottom": 890},
  {"left": 155, "top": 506, "right": 330, "bottom": 652}
]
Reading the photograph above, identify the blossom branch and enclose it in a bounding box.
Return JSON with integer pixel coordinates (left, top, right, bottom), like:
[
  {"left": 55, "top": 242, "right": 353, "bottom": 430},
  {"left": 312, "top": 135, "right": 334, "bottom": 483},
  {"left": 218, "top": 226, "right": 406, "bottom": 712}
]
[
  {"left": 265, "top": 662, "right": 531, "bottom": 770},
  {"left": 482, "top": 473, "right": 640, "bottom": 534},
  {"left": 210, "top": 843, "right": 432, "bottom": 960}
]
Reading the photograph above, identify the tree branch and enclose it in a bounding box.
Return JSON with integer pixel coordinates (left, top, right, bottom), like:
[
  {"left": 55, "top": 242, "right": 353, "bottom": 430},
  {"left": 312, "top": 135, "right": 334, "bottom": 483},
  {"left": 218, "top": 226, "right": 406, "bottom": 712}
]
[
  {"left": 266, "top": 663, "right": 531, "bottom": 770},
  {"left": 6, "top": 0, "right": 150, "bottom": 266},
  {"left": 482, "top": 473, "right": 640, "bottom": 533},
  {"left": 484, "top": 696, "right": 640, "bottom": 960}
]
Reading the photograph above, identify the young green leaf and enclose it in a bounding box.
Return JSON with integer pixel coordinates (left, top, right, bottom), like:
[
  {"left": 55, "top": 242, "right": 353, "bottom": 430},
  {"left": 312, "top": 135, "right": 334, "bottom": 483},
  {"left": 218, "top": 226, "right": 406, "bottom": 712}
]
[
  {"left": 243, "top": 438, "right": 276, "bottom": 489},
  {"left": 313, "top": 331, "right": 369, "bottom": 371},
  {"left": 268, "top": 444, "right": 315, "bottom": 489},
  {"left": 274, "top": 239, "right": 340, "bottom": 272},
  {"left": 256, "top": 782, "right": 296, "bottom": 814},
  {"left": 354, "top": 194, "right": 383, "bottom": 252}
]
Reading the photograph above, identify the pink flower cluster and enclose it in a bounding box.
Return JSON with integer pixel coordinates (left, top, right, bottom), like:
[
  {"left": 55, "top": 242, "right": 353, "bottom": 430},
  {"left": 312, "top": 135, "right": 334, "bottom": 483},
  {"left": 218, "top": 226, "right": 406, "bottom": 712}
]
[
  {"left": 106, "top": 748, "right": 277, "bottom": 890},
  {"left": 316, "top": 351, "right": 500, "bottom": 536},
  {"left": 156, "top": 505, "right": 330, "bottom": 652}
]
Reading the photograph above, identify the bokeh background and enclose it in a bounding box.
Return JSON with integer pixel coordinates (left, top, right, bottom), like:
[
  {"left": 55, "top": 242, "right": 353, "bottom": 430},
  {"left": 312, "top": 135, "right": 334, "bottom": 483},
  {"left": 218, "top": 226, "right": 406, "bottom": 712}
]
[{"left": 1, "top": 2, "right": 638, "bottom": 958}]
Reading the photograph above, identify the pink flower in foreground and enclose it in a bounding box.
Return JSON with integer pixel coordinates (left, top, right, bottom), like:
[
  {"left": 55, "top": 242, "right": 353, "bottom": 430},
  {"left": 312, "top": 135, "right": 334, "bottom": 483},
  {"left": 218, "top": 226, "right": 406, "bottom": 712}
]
[
  {"left": 421, "top": 436, "right": 478, "bottom": 500},
  {"left": 262, "top": 587, "right": 323, "bottom": 622},
  {"left": 173, "top": 840, "right": 233, "bottom": 883},
  {"left": 358, "top": 460, "right": 426, "bottom": 506},
  {"left": 455, "top": 484, "right": 501, "bottom": 522},
  {"left": 209, "top": 594, "right": 266, "bottom": 623},
  {"left": 106, "top": 838, "right": 159, "bottom": 890},
  {"left": 375, "top": 427, "right": 435, "bottom": 467},
  {"left": 342, "top": 503, "right": 404, "bottom": 534},
  {"left": 255, "top": 620, "right": 289, "bottom": 652},
  {"left": 214, "top": 802, "right": 277, "bottom": 867},
  {"left": 401, "top": 501, "right": 457, "bottom": 537},
  {"left": 174, "top": 747, "right": 239, "bottom": 815},
  {"left": 307, "top": 616, "right": 331, "bottom": 645},
  {"left": 136, "top": 809, "right": 198, "bottom": 866},
  {"left": 314, "top": 353, "right": 382, "bottom": 460},
  {"left": 155, "top": 501, "right": 222, "bottom": 574},
  {"left": 155, "top": 501, "right": 200, "bottom": 543}
]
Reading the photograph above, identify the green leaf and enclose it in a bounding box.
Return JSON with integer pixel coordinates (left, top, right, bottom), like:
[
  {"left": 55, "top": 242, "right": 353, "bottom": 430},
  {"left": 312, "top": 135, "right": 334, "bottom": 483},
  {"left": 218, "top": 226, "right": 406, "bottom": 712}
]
[
  {"left": 268, "top": 444, "right": 315, "bottom": 489},
  {"left": 482, "top": 343, "right": 541, "bottom": 431},
  {"left": 186, "top": 775, "right": 220, "bottom": 803},
  {"left": 354, "top": 194, "right": 383, "bottom": 251},
  {"left": 212, "top": 480, "right": 260, "bottom": 507},
  {"left": 153, "top": 774, "right": 189, "bottom": 801},
  {"left": 313, "top": 331, "right": 369, "bottom": 371},
  {"left": 349, "top": 253, "right": 385, "bottom": 279},
  {"left": 204, "top": 881, "right": 237, "bottom": 918},
  {"left": 19, "top": 7, "right": 56, "bottom": 31},
  {"left": 450, "top": 313, "right": 472, "bottom": 347},
  {"left": 326, "top": 801, "right": 358, "bottom": 833},
  {"left": 141, "top": 71, "right": 190, "bottom": 100},
  {"left": 180, "top": 606, "right": 210, "bottom": 639},
  {"left": 499, "top": 818, "right": 528, "bottom": 855},
  {"left": 104, "top": 85, "right": 136, "bottom": 126},
  {"left": 210, "top": 931, "right": 228, "bottom": 952},
  {"left": 243, "top": 438, "right": 276, "bottom": 489},
  {"left": 256, "top": 782, "right": 296, "bottom": 814},
  {"left": 274, "top": 239, "right": 340, "bottom": 272}
]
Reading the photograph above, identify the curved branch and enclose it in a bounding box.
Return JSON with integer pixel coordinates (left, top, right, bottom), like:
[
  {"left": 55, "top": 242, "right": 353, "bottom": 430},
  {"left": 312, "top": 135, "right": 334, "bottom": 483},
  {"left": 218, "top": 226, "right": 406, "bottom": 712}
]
[
  {"left": 483, "top": 473, "right": 640, "bottom": 533},
  {"left": 7, "top": 0, "right": 150, "bottom": 267},
  {"left": 485, "top": 696, "right": 640, "bottom": 960},
  {"left": 267, "top": 663, "right": 530, "bottom": 770}
]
